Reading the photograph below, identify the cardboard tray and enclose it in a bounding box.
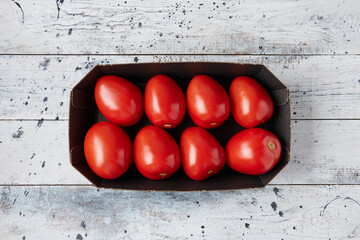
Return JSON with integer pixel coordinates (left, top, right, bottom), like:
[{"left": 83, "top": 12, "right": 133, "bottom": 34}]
[{"left": 69, "top": 62, "right": 290, "bottom": 191}]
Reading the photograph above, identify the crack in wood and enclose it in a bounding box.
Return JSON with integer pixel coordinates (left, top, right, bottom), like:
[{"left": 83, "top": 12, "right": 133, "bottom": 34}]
[
  {"left": 56, "top": 0, "right": 64, "bottom": 19},
  {"left": 11, "top": 0, "right": 24, "bottom": 24}
]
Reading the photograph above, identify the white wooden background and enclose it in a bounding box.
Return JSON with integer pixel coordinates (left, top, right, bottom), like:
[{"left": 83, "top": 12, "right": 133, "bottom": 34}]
[{"left": 1, "top": 0, "right": 360, "bottom": 239}]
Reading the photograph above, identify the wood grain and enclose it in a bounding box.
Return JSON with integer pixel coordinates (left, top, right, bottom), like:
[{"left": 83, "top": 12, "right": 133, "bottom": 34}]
[
  {"left": 1, "top": 120, "right": 359, "bottom": 185},
  {"left": 1, "top": 185, "right": 359, "bottom": 239},
  {"left": 0, "top": 0, "right": 359, "bottom": 54},
  {"left": 1, "top": 55, "right": 360, "bottom": 120},
  {"left": 1, "top": 0, "right": 359, "bottom": 238}
]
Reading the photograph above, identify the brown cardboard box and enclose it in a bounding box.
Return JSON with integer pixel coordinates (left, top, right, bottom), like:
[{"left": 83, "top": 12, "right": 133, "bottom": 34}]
[{"left": 69, "top": 62, "right": 290, "bottom": 191}]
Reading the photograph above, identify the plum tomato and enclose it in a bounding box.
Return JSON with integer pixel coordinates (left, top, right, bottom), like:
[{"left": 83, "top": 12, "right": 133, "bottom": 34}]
[
  {"left": 145, "top": 75, "right": 186, "bottom": 128},
  {"left": 133, "top": 125, "right": 181, "bottom": 180},
  {"left": 229, "top": 76, "right": 274, "bottom": 128},
  {"left": 84, "top": 121, "right": 132, "bottom": 179},
  {"left": 95, "top": 75, "right": 144, "bottom": 126},
  {"left": 181, "top": 127, "right": 226, "bottom": 181},
  {"left": 225, "top": 128, "right": 281, "bottom": 175},
  {"left": 186, "top": 75, "right": 230, "bottom": 129}
]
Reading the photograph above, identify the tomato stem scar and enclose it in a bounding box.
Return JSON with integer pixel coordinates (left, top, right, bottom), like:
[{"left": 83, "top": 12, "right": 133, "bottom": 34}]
[
  {"left": 159, "top": 173, "right": 167, "bottom": 177},
  {"left": 163, "top": 124, "right": 172, "bottom": 128},
  {"left": 209, "top": 122, "right": 217, "bottom": 126},
  {"left": 208, "top": 170, "right": 213, "bottom": 175},
  {"left": 268, "top": 141, "right": 275, "bottom": 150}
]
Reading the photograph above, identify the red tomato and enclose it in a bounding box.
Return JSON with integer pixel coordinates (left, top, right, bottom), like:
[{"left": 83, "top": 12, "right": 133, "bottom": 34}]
[
  {"left": 186, "top": 75, "right": 230, "bottom": 129},
  {"left": 133, "top": 125, "right": 181, "bottom": 180},
  {"left": 145, "top": 75, "right": 186, "bottom": 128},
  {"left": 181, "top": 127, "right": 226, "bottom": 181},
  {"left": 84, "top": 121, "right": 132, "bottom": 179},
  {"left": 95, "top": 75, "right": 144, "bottom": 126},
  {"left": 229, "top": 76, "right": 274, "bottom": 128},
  {"left": 225, "top": 128, "right": 281, "bottom": 175}
]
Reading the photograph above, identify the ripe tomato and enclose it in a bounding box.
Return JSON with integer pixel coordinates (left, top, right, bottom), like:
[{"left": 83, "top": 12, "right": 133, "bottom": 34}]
[
  {"left": 95, "top": 75, "right": 143, "bottom": 126},
  {"left": 133, "top": 125, "right": 181, "bottom": 180},
  {"left": 229, "top": 76, "right": 274, "bottom": 128},
  {"left": 84, "top": 121, "right": 132, "bottom": 179},
  {"left": 145, "top": 75, "right": 186, "bottom": 128},
  {"left": 181, "top": 127, "right": 226, "bottom": 181},
  {"left": 186, "top": 75, "right": 230, "bottom": 129},
  {"left": 226, "top": 128, "right": 281, "bottom": 175}
]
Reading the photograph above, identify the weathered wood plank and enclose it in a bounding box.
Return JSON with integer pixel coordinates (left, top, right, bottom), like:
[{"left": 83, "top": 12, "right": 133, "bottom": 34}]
[
  {"left": 1, "top": 120, "right": 359, "bottom": 185},
  {"left": 1, "top": 185, "right": 359, "bottom": 239},
  {"left": 0, "top": 0, "right": 359, "bottom": 54},
  {"left": 275, "top": 120, "right": 360, "bottom": 185},
  {"left": 1, "top": 55, "right": 360, "bottom": 120},
  {"left": 0, "top": 120, "right": 86, "bottom": 185}
]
